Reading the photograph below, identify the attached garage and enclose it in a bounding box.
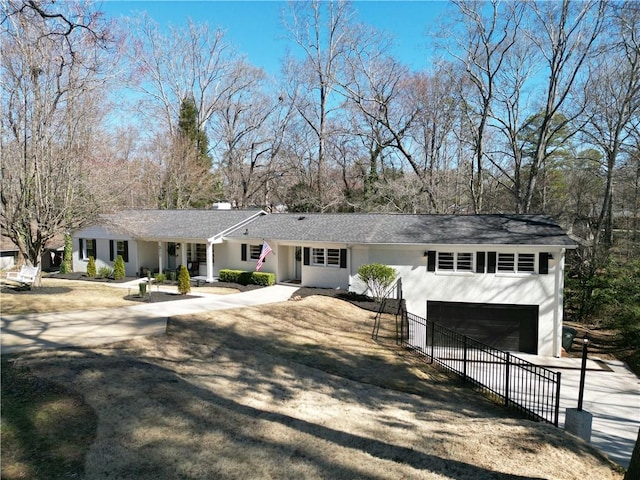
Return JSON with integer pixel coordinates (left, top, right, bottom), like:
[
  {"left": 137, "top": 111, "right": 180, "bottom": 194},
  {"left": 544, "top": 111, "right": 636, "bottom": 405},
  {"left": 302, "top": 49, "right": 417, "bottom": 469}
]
[{"left": 427, "top": 301, "right": 539, "bottom": 354}]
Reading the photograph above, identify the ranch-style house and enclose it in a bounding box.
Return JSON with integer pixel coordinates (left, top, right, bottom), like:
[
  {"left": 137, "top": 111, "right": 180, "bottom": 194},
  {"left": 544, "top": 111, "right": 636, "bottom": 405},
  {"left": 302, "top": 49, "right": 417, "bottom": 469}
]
[{"left": 72, "top": 209, "right": 576, "bottom": 357}]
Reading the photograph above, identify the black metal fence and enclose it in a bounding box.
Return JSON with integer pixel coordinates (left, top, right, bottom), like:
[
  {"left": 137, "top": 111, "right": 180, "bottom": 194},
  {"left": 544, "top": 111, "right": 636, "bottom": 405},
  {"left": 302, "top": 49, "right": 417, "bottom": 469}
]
[{"left": 400, "top": 312, "right": 561, "bottom": 426}]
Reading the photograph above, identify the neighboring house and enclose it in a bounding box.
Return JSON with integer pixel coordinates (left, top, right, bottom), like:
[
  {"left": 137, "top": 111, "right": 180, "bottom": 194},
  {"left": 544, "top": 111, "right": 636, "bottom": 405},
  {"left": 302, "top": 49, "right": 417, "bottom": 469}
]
[
  {"left": 0, "top": 235, "right": 19, "bottom": 270},
  {"left": 73, "top": 211, "right": 576, "bottom": 357},
  {"left": 0, "top": 234, "right": 63, "bottom": 271}
]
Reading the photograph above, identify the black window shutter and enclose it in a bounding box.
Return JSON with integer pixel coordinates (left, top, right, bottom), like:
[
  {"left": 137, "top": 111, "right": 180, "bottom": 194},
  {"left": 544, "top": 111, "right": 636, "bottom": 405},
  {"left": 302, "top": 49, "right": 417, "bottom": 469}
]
[
  {"left": 487, "top": 252, "right": 497, "bottom": 273},
  {"left": 303, "top": 247, "right": 310, "bottom": 266},
  {"left": 339, "top": 248, "right": 347, "bottom": 268},
  {"left": 79, "top": 238, "right": 84, "bottom": 259},
  {"left": 427, "top": 251, "right": 436, "bottom": 272},
  {"left": 241, "top": 243, "right": 247, "bottom": 261},
  {"left": 476, "top": 252, "right": 486, "bottom": 273},
  {"left": 92, "top": 239, "right": 97, "bottom": 257},
  {"left": 123, "top": 241, "right": 129, "bottom": 263},
  {"left": 109, "top": 240, "right": 114, "bottom": 261},
  {"left": 539, "top": 252, "right": 549, "bottom": 274}
]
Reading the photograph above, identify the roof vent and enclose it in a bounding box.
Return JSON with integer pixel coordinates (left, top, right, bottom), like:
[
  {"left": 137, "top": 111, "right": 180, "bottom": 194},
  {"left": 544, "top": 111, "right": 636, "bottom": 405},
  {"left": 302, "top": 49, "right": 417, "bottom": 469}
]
[{"left": 297, "top": 216, "right": 306, "bottom": 220}]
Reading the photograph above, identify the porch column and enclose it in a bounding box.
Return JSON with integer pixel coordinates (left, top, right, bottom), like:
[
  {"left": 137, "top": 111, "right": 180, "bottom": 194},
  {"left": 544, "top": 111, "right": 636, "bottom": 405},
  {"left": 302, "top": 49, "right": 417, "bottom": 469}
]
[
  {"left": 553, "top": 248, "right": 566, "bottom": 358},
  {"left": 206, "top": 241, "right": 214, "bottom": 282},
  {"left": 158, "top": 241, "right": 163, "bottom": 274},
  {"left": 180, "top": 242, "right": 187, "bottom": 268}
]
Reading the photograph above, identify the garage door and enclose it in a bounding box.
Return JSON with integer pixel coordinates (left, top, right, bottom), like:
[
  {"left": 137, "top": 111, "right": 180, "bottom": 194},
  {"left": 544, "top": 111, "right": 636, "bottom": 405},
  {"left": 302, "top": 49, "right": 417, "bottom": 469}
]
[{"left": 427, "top": 301, "right": 539, "bottom": 354}]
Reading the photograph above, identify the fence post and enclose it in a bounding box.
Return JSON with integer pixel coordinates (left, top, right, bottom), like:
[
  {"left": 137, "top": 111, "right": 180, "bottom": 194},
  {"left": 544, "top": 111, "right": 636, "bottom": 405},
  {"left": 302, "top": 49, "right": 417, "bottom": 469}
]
[
  {"left": 463, "top": 335, "right": 468, "bottom": 383},
  {"left": 554, "top": 371, "right": 561, "bottom": 427},
  {"left": 505, "top": 352, "right": 511, "bottom": 407},
  {"left": 429, "top": 320, "right": 435, "bottom": 364}
]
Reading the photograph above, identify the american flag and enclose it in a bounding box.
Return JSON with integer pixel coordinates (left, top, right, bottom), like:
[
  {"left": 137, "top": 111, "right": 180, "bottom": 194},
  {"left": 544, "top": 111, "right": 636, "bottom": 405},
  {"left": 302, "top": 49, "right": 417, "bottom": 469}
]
[{"left": 255, "top": 242, "right": 272, "bottom": 271}]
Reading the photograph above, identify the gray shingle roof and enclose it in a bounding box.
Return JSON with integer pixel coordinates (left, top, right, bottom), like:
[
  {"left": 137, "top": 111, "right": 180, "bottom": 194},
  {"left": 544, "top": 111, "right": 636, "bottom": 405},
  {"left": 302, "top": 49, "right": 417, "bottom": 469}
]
[
  {"left": 99, "top": 210, "right": 264, "bottom": 241},
  {"left": 227, "top": 213, "right": 576, "bottom": 247}
]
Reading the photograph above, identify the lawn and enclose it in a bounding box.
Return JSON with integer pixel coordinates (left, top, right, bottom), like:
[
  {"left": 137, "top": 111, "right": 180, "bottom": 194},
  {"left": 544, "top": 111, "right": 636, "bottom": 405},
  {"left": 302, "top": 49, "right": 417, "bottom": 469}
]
[
  {"left": 0, "top": 277, "right": 241, "bottom": 315},
  {"left": 1, "top": 287, "right": 623, "bottom": 479}
]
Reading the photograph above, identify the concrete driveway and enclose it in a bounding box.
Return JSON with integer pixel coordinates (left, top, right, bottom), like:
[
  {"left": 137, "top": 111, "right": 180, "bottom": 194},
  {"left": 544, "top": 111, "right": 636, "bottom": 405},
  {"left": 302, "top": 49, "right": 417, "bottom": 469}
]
[{"left": 1, "top": 284, "right": 299, "bottom": 354}]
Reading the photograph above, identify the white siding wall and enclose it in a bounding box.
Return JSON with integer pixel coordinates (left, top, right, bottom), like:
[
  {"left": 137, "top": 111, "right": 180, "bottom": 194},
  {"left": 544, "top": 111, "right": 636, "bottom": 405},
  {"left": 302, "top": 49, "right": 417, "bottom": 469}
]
[
  {"left": 72, "top": 226, "right": 138, "bottom": 277},
  {"left": 347, "top": 245, "right": 562, "bottom": 357}
]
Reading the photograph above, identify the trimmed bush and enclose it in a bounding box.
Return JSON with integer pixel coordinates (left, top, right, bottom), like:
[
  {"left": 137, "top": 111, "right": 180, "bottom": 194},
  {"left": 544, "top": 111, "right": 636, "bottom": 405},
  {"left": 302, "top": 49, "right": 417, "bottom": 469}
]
[
  {"left": 178, "top": 264, "right": 191, "bottom": 295},
  {"left": 113, "top": 255, "right": 126, "bottom": 280},
  {"left": 357, "top": 263, "right": 397, "bottom": 302},
  {"left": 219, "top": 269, "right": 275, "bottom": 286},
  {"left": 98, "top": 266, "right": 113, "bottom": 278},
  {"left": 86, "top": 256, "right": 96, "bottom": 278},
  {"left": 154, "top": 272, "right": 167, "bottom": 283}
]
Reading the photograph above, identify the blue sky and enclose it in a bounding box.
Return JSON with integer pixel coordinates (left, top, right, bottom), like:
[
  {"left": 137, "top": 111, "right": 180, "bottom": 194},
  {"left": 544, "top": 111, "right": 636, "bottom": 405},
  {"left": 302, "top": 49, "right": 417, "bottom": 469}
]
[{"left": 99, "top": 1, "right": 449, "bottom": 75}]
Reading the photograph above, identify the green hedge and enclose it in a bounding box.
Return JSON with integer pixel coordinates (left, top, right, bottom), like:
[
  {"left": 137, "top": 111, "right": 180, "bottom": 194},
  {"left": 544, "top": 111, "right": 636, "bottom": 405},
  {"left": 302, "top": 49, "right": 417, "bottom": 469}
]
[{"left": 219, "top": 269, "right": 275, "bottom": 286}]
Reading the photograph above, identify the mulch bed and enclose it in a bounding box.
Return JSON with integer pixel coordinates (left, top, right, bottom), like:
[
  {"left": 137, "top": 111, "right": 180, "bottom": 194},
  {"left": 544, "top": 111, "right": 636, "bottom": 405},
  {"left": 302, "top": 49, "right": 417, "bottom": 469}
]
[{"left": 124, "top": 291, "right": 198, "bottom": 303}]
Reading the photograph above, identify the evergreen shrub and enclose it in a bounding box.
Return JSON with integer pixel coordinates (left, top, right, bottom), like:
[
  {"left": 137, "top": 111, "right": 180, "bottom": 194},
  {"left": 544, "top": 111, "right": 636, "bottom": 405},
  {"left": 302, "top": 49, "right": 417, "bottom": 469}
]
[
  {"left": 178, "top": 265, "right": 191, "bottom": 295},
  {"left": 113, "top": 255, "right": 125, "bottom": 280},
  {"left": 86, "top": 257, "right": 96, "bottom": 278}
]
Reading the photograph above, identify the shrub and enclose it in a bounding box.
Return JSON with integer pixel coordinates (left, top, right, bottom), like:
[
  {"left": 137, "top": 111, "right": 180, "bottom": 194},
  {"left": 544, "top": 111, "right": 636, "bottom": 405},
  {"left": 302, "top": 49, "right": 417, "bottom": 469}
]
[
  {"left": 357, "top": 263, "right": 397, "bottom": 302},
  {"left": 86, "top": 256, "right": 96, "bottom": 278},
  {"left": 168, "top": 271, "right": 176, "bottom": 282},
  {"left": 154, "top": 272, "right": 167, "bottom": 283},
  {"left": 178, "top": 264, "right": 191, "bottom": 295},
  {"left": 219, "top": 269, "right": 275, "bottom": 286},
  {"left": 138, "top": 283, "right": 147, "bottom": 297},
  {"left": 97, "top": 266, "right": 113, "bottom": 278},
  {"left": 113, "top": 255, "right": 126, "bottom": 280},
  {"left": 59, "top": 233, "right": 73, "bottom": 274}
]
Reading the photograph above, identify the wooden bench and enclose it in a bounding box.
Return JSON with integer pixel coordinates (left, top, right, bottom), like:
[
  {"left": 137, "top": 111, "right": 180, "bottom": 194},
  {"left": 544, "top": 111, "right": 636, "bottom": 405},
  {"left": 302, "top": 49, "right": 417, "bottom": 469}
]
[{"left": 6, "top": 265, "right": 39, "bottom": 286}]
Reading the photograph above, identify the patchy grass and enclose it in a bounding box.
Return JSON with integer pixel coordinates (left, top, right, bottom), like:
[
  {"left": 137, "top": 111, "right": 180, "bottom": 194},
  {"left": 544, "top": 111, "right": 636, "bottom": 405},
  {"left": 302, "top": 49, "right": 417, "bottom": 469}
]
[
  {"left": 3, "top": 296, "right": 623, "bottom": 480},
  {"left": 1, "top": 356, "right": 97, "bottom": 480},
  {"left": 0, "top": 278, "right": 241, "bottom": 315}
]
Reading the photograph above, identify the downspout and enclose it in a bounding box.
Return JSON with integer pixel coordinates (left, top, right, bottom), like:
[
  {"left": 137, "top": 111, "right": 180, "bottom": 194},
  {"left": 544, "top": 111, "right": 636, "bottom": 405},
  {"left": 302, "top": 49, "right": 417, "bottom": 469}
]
[{"left": 553, "top": 248, "right": 566, "bottom": 357}]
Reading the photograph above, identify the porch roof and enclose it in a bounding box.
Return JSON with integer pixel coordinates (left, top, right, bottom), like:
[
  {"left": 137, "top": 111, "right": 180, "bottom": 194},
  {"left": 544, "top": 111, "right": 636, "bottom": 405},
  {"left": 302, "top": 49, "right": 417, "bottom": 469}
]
[
  {"left": 99, "top": 209, "right": 265, "bottom": 242},
  {"left": 226, "top": 213, "right": 576, "bottom": 247}
]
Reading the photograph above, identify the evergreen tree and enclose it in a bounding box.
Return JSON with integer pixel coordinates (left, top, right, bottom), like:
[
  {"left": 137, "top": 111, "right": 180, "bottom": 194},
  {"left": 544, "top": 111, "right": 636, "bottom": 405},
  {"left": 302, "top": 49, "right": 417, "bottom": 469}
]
[
  {"left": 86, "top": 257, "right": 96, "bottom": 278},
  {"left": 59, "top": 234, "right": 73, "bottom": 274},
  {"left": 113, "top": 255, "right": 125, "bottom": 280},
  {"left": 178, "top": 264, "right": 191, "bottom": 295}
]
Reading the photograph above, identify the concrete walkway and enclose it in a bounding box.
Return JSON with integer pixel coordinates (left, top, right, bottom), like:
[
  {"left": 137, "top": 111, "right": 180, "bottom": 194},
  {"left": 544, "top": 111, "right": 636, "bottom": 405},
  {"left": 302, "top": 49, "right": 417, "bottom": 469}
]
[
  {"left": 1, "top": 283, "right": 299, "bottom": 354},
  {"left": 518, "top": 353, "right": 640, "bottom": 469}
]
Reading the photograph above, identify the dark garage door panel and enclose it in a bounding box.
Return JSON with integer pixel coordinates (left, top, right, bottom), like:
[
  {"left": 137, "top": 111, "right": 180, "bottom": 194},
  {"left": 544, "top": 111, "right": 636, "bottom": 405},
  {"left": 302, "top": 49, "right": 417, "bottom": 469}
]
[{"left": 427, "top": 301, "right": 539, "bottom": 354}]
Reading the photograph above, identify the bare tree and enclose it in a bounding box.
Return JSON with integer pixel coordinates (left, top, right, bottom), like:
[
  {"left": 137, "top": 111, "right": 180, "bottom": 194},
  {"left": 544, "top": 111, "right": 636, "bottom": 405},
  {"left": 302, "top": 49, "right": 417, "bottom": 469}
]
[
  {"left": 522, "top": 0, "right": 607, "bottom": 213},
  {"left": 282, "top": 0, "right": 355, "bottom": 209},
  {"left": 581, "top": 3, "right": 640, "bottom": 249},
  {"left": 443, "top": 0, "right": 523, "bottom": 213},
  {"left": 0, "top": 0, "right": 118, "bottom": 278},
  {"left": 211, "top": 62, "right": 293, "bottom": 208}
]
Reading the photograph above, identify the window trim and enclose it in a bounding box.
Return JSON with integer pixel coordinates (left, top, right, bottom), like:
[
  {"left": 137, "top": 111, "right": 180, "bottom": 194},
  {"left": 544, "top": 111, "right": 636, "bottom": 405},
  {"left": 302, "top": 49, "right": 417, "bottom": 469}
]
[
  {"left": 249, "top": 244, "right": 262, "bottom": 261},
  {"left": 80, "top": 238, "right": 96, "bottom": 260},
  {"left": 436, "top": 251, "right": 475, "bottom": 273},
  {"left": 496, "top": 252, "right": 538, "bottom": 274}
]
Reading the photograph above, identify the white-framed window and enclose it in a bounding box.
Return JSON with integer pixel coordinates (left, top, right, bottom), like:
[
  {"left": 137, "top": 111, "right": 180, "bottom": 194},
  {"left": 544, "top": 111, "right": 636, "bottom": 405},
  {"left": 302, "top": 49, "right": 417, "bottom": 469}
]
[
  {"left": 116, "top": 241, "right": 128, "bottom": 262},
  {"left": 312, "top": 247, "right": 325, "bottom": 265},
  {"left": 195, "top": 244, "right": 207, "bottom": 263},
  {"left": 517, "top": 253, "right": 536, "bottom": 272},
  {"left": 326, "top": 248, "right": 340, "bottom": 267},
  {"left": 250, "top": 244, "right": 262, "bottom": 260},
  {"left": 80, "top": 238, "right": 96, "bottom": 260},
  {"left": 498, "top": 253, "right": 536, "bottom": 273},
  {"left": 437, "top": 252, "right": 473, "bottom": 272}
]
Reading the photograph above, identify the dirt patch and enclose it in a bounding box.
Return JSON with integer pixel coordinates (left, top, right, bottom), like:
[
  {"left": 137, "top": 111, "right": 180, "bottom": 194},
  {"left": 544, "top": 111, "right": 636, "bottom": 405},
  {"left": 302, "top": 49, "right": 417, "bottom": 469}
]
[{"left": 6, "top": 296, "right": 623, "bottom": 480}]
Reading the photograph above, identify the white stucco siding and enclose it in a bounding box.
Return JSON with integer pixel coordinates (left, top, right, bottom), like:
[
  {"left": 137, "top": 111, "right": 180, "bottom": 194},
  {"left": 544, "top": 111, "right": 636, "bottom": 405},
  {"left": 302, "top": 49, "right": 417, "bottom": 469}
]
[
  {"left": 72, "top": 226, "right": 138, "bottom": 277},
  {"left": 347, "top": 244, "right": 563, "bottom": 357}
]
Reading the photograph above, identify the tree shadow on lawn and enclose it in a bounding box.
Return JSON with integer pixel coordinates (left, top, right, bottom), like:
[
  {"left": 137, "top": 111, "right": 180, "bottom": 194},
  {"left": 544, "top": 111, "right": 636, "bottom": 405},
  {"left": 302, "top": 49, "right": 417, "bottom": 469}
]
[
  {"left": 14, "top": 348, "right": 551, "bottom": 480},
  {"left": 1, "top": 285, "right": 72, "bottom": 295}
]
